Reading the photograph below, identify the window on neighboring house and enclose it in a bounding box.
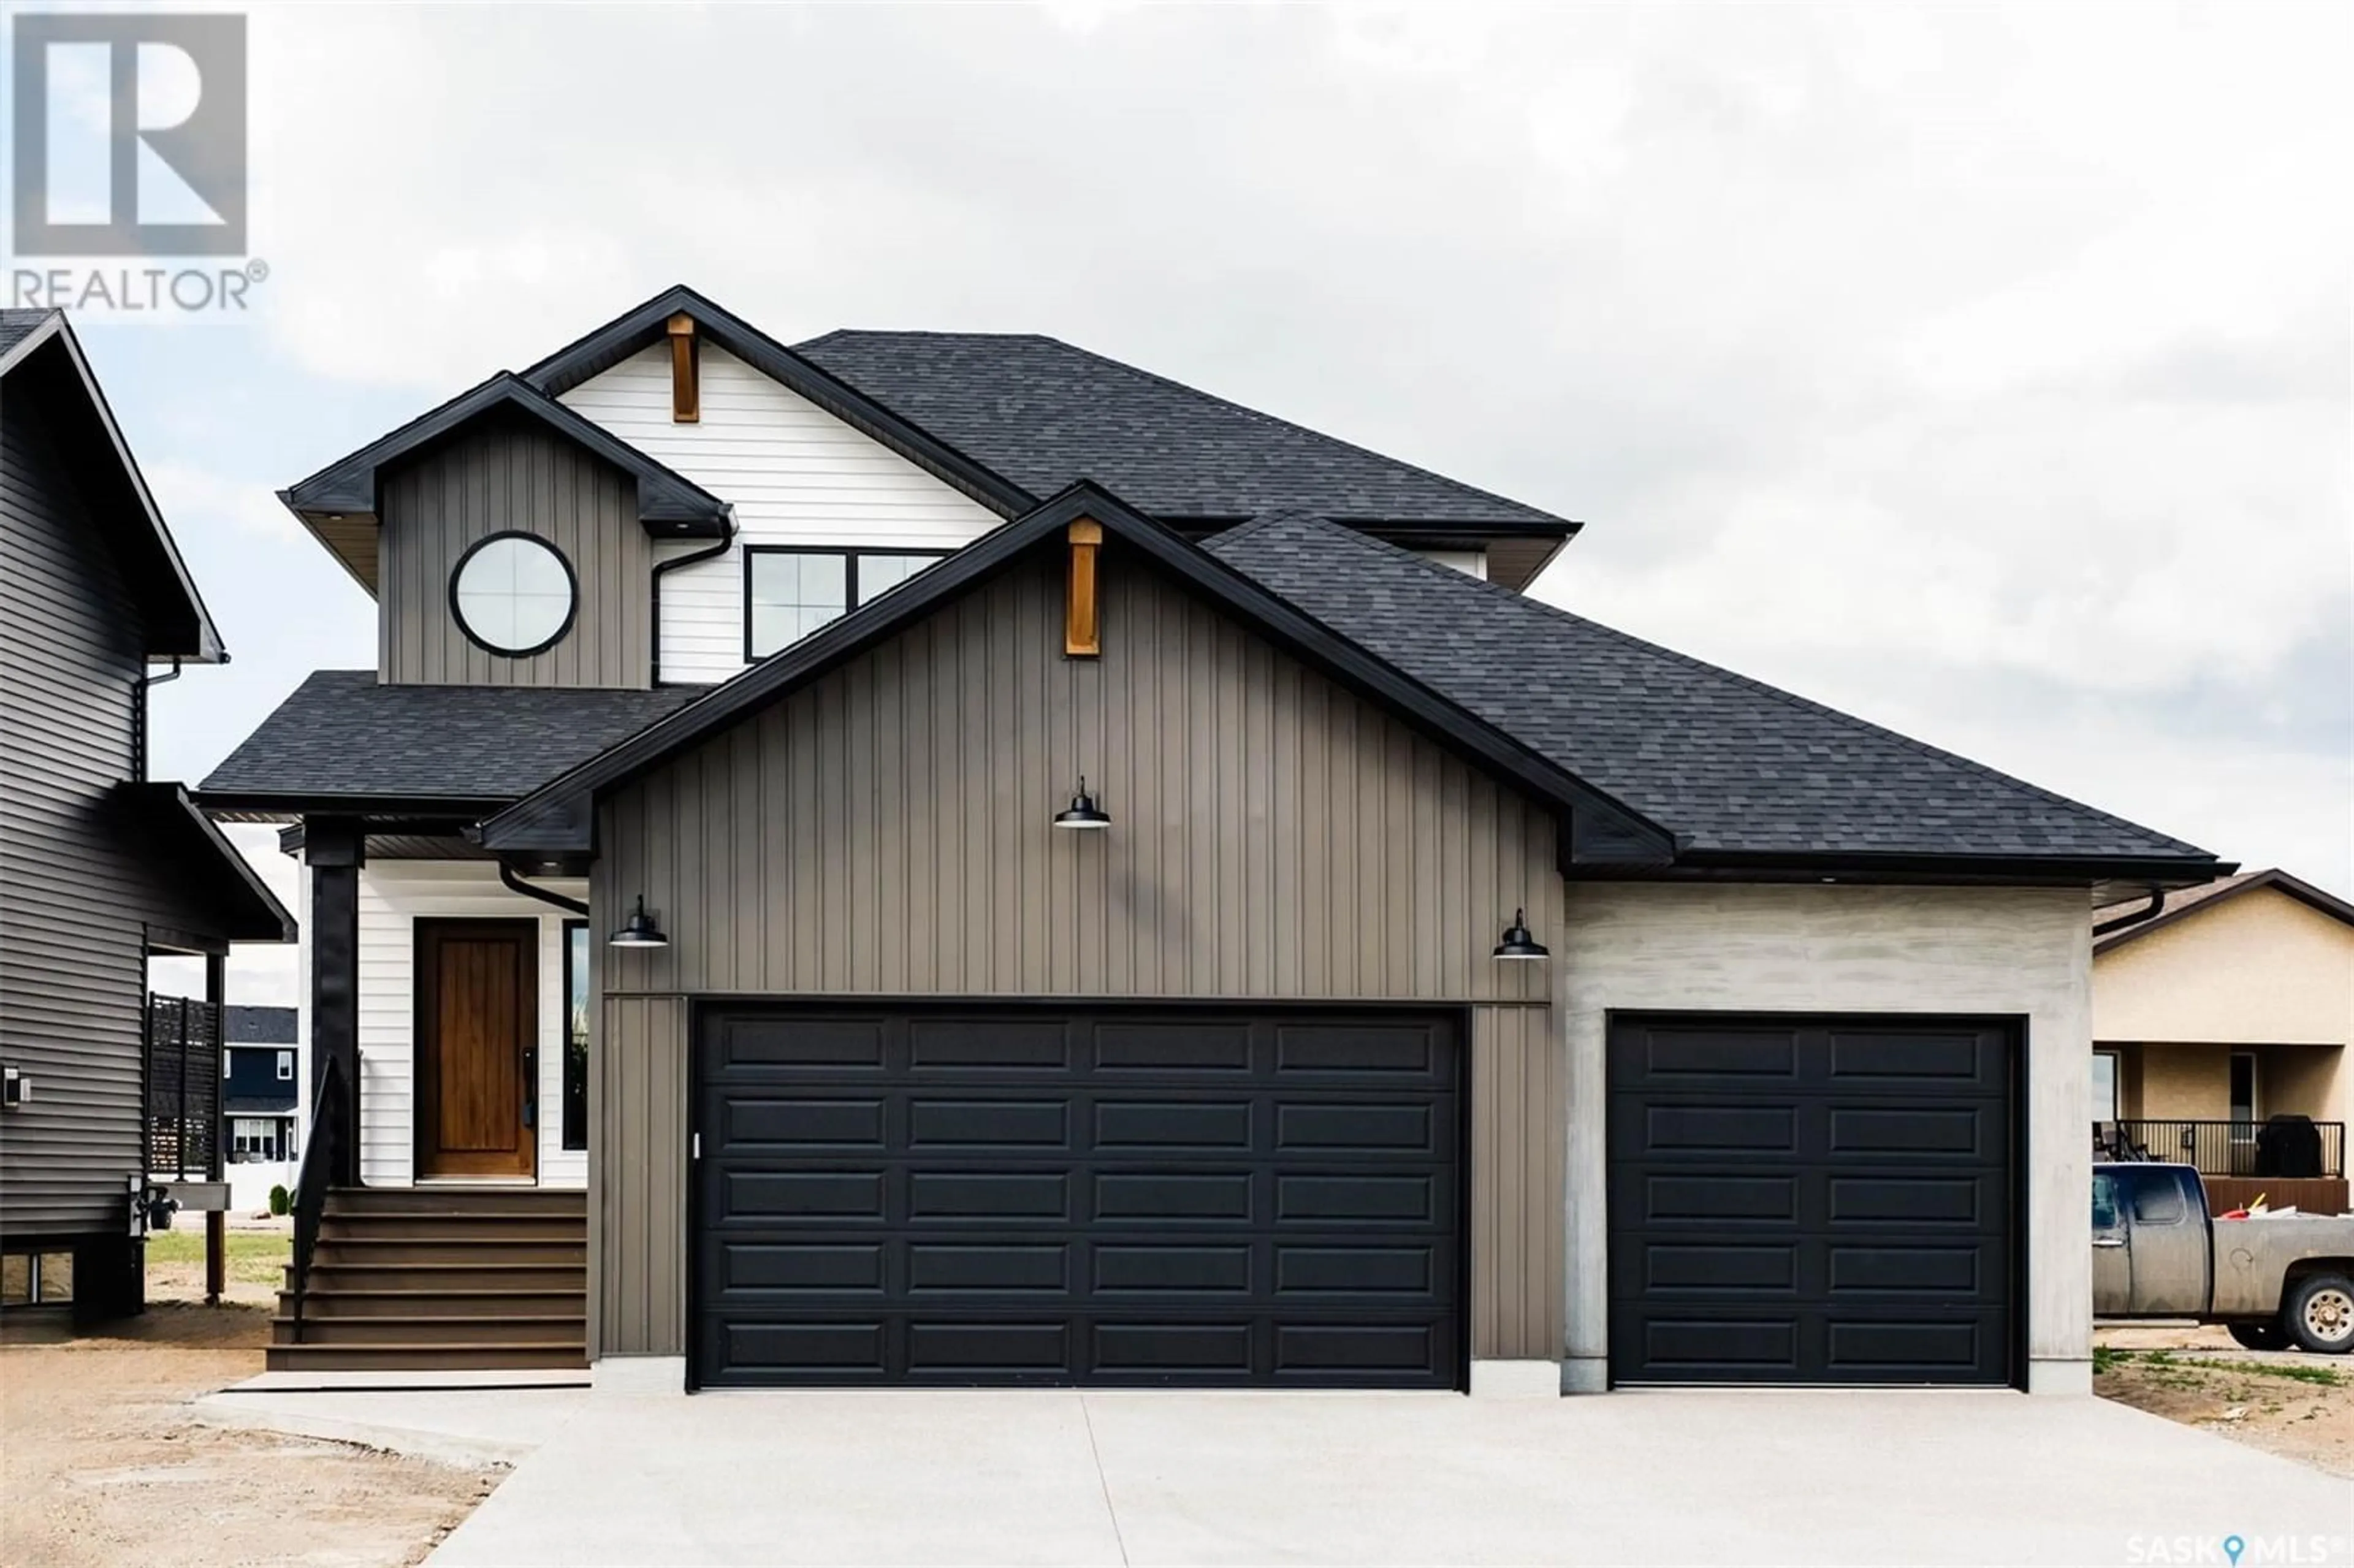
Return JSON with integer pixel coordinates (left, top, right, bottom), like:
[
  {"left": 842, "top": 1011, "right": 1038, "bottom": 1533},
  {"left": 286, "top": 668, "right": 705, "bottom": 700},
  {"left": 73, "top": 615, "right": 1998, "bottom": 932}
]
[
  {"left": 744, "top": 548, "right": 947, "bottom": 661},
  {"left": 2230, "top": 1051, "right": 2258, "bottom": 1131},
  {"left": 231, "top": 1119, "right": 280, "bottom": 1162},
  {"left": 2091, "top": 1050, "right": 2120, "bottom": 1122},
  {"left": 563, "top": 921, "right": 589, "bottom": 1151},
  {"left": 276, "top": 1051, "right": 294, "bottom": 1081}
]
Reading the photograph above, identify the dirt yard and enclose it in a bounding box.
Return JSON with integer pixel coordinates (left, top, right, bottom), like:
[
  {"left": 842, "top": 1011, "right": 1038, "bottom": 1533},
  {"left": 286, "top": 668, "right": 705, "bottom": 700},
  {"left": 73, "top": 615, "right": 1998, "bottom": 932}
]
[
  {"left": 0, "top": 1298, "right": 500, "bottom": 1568},
  {"left": 145, "top": 1220, "right": 294, "bottom": 1308},
  {"left": 2095, "top": 1323, "right": 2354, "bottom": 1479}
]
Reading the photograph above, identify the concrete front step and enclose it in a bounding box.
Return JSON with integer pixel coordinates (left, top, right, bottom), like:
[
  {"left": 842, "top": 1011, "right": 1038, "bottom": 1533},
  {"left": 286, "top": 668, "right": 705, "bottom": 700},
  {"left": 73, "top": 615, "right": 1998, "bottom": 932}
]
[
  {"left": 276, "top": 1288, "right": 585, "bottom": 1320},
  {"left": 264, "top": 1341, "right": 588, "bottom": 1372},
  {"left": 271, "top": 1313, "right": 585, "bottom": 1347}
]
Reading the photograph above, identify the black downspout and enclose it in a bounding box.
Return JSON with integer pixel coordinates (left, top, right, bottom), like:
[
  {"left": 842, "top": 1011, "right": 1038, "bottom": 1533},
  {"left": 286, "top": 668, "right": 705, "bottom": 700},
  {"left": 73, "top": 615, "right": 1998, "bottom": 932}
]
[
  {"left": 649, "top": 508, "right": 736, "bottom": 686},
  {"left": 2092, "top": 885, "right": 2169, "bottom": 938},
  {"left": 135, "top": 657, "right": 181, "bottom": 782},
  {"left": 500, "top": 862, "right": 589, "bottom": 918}
]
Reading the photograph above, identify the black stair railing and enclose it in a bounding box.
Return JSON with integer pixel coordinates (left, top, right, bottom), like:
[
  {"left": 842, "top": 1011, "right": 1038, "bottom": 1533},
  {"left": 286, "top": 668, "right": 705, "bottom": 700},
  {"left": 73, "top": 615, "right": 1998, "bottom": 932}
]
[{"left": 288, "top": 1055, "right": 349, "bottom": 1343}]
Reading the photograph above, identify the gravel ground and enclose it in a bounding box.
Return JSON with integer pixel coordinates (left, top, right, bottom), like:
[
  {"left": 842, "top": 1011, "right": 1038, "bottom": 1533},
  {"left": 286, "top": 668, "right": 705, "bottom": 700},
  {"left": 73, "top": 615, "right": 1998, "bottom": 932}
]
[
  {"left": 0, "top": 1298, "right": 501, "bottom": 1568},
  {"left": 2095, "top": 1322, "right": 2354, "bottom": 1479}
]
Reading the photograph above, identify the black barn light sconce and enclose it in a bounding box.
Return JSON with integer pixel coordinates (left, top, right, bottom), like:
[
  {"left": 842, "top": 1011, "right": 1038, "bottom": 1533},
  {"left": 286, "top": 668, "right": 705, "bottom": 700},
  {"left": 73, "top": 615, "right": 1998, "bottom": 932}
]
[
  {"left": 609, "top": 894, "right": 669, "bottom": 949},
  {"left": 1493, "top": 908, "right": 1548, "bottom": 961},
  {"left": 1053, "top": 775, "right": 1111, "bottom": 830}
]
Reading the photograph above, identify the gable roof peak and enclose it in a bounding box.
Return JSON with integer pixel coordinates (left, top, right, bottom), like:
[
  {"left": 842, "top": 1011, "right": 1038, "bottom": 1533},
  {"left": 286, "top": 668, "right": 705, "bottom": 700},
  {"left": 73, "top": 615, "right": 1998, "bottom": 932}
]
[
  {"left": 1, "top": 306, "right": 224, "bottom": 660},
  {"left": 479, "top": 481, "right": 1669, "bottom": 860},
  {"left": 2093, "top": 867, "right": 2354, "bottom": 951}
]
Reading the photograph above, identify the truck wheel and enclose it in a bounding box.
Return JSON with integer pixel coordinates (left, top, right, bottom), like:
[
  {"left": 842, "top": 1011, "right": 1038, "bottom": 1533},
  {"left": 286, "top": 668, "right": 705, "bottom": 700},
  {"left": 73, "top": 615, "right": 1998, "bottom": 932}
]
[
  {"left": 2228, "top": 1322, "right": 2290, "bottom": 1352},
  {"left": 2284, "top": 1274, "right": 2354, "bottom": 1355}
]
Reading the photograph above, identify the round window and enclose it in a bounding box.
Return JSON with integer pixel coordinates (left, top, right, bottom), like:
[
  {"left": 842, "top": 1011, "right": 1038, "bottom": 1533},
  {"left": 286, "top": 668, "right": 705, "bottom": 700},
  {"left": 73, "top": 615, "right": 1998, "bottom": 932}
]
[{"left": 450, "top": 533, "right": 576, "bottom": 657}]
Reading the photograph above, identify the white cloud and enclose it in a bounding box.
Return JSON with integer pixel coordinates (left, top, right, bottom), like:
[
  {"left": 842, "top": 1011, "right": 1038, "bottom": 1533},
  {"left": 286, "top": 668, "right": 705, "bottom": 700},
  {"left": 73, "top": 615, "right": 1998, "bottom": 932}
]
[{"left": 131, "top": 2, "right": 2354, "bottom": 898}]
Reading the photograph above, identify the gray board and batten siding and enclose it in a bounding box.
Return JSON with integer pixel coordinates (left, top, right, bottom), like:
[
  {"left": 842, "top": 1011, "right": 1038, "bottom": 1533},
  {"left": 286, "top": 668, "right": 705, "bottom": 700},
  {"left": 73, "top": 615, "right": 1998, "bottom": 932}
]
[
  {"left": 377, "top": 416, "right": 653, "bottom": 689},
  {"left": 587, "top": 549, "right": 1567, "bottom": 1365}
]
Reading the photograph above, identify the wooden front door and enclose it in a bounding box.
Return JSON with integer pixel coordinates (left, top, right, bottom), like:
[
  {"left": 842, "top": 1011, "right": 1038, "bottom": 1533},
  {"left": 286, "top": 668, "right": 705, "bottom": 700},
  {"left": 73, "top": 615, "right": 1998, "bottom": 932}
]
[{"left": 416, "top": 919, "right": 538, "bottom": 1180}]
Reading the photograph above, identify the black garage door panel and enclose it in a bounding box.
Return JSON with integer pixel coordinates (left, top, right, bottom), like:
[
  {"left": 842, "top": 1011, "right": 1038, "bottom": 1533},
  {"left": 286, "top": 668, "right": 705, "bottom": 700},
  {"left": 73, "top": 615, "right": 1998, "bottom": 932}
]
[
  {"left": 696, "top": 1007, "right": 1461, "bottom": 1388},
  {"left": 1608, "top": 1016, "right": 2016, "bottom": 1387}
]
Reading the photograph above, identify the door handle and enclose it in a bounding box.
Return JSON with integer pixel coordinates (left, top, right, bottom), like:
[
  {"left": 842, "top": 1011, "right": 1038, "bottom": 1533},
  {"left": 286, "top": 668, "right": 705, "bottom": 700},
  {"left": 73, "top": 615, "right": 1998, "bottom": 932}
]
[
  {"left": 522, "top": 1046, "right": 538, "bottom": 1130},
  {"left": 2092, "top": 1237, "right": 2125, "bottom": 1248}
]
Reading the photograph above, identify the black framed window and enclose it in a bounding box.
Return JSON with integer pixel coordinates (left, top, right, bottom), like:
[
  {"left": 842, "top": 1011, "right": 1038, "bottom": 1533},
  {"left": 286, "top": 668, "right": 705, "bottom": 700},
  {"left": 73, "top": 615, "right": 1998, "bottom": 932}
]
[
  {"left": 744, "top": 547, "right": 947, "bottom": 661},
  {"left": 562, "top": 920, "right": 589, "bottom": 1151},
  {"left": 450, "top": 531, "right": 577, "bottom": 657}
]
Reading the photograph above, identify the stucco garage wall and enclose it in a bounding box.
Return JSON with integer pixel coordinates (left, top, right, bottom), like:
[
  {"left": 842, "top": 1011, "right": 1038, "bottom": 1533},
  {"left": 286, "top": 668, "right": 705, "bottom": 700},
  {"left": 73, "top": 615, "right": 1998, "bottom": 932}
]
[{"left": 1555, "top": 883, "right": 2095, "bottom": 1395}]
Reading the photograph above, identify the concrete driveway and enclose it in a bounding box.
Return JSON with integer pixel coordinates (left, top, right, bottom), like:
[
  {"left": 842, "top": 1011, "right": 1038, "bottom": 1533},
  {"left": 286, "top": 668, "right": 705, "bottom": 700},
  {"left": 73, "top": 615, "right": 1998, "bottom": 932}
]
[{"left": 394, "top": 1388, "right": 2354, "bottom": 1566}]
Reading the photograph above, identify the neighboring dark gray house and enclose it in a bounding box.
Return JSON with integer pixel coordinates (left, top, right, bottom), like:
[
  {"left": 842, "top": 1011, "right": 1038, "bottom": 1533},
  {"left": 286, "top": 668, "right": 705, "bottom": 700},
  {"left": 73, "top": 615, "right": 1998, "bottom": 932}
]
[
  {"left": 223, "top": 1005, "right": 301, "bottom": 1163},
  {"left": 203, "top": 284, "right": 2224, "bottom": 1393},
  {"left": 0, "top": 310, "right": 296, "bottom": 1317}
]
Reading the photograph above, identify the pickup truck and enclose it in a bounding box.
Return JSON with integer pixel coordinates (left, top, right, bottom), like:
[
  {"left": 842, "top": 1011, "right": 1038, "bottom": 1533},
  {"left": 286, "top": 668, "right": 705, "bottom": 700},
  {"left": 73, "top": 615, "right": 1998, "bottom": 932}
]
[{"left": 2094, "top": 1162, "right": 2354, "bottom": 1353}]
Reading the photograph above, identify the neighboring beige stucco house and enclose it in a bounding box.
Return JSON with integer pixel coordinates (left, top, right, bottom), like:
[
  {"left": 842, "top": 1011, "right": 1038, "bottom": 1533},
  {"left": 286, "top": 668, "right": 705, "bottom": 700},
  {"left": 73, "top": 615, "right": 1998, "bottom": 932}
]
[{"left": 2092, "top": 870, "right": 2353, "bottom": 1186}]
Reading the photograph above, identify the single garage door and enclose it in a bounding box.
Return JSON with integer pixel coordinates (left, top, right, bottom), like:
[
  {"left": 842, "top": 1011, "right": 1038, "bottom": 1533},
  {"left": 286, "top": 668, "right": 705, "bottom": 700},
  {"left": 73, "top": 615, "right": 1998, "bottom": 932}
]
[
  {"left": 695, "top": 1005, "right": 1461, "bottom": 1388},
  {"left": 1609, "top": 1014, "right": 2016, "bottom": 1387}
]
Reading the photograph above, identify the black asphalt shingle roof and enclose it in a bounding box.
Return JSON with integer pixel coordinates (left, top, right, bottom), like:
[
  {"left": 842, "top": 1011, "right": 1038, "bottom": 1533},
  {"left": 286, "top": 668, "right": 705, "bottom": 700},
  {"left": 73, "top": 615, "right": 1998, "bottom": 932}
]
[
  {"left": 796, "top": 330, "right": 1567, "bottom": 531},
  {"left": 200, "top": 671, "right": 698, "bottom": 805},
  {"left": 0, "top": 308, "right": 53, "bottom": 357},
  {"left": 1204, "top": 511, "right": 2214, "bottom": 862},
  {"left": 225, "top": 1005, "right": 297, "bottom": 1045}
]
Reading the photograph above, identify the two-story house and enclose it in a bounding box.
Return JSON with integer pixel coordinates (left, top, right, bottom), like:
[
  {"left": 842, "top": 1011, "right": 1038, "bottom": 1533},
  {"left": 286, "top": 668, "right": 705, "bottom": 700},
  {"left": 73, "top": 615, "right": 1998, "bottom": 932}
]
[
  {"left": 223, "top": 1005, "right": 301, "bottom": 1165},
  {"left": 0, "top": 309, "right": 295, "bottom": 1319},
  {"left": 202, "top": 285, "right": 2225, "bottom": 1393}
]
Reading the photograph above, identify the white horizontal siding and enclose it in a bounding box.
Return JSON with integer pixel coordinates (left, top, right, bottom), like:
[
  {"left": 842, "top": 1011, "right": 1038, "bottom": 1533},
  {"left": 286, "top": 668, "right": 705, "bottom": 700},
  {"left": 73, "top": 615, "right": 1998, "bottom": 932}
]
[
  {"left": 1420, "top": 548, "right": 1487, "bottom": 580},
  {"left": 344, "top": 860, "right": 587, "bottom": 1189},
  {"left": 562, "top": 344, "right": 1002, "bottom": 684}
]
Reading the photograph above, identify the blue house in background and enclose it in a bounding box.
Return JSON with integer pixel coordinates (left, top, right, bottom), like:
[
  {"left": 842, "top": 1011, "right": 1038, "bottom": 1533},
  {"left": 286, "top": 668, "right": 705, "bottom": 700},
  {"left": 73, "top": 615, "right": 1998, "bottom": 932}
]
[{"left": 223, "top": 1006, "right": 299, "bottom": 1164}]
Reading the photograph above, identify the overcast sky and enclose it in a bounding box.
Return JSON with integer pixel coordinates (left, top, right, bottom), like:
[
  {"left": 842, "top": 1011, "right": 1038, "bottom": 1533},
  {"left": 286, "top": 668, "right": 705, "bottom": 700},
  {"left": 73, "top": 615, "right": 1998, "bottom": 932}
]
[{"left": 92, "top": 2, "right": 2348, "bottom": 1007}]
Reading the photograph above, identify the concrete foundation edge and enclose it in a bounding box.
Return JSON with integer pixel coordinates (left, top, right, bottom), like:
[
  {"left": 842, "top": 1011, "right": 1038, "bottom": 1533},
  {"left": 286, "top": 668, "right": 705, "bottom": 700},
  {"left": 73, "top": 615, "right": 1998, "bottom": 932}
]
[
  {"left": 1469, "top": 1360, "right": 1561, "bottom": 1398},
  {"left": 1563, "top": 1355, "right": 1608, "bottom": 1394},
  {"left": 592, "top": 1355, "right": 687, "bottom": 1395},
  {"left": 2028, "top": 1357, "right": 2092, "bottom": 1395}
]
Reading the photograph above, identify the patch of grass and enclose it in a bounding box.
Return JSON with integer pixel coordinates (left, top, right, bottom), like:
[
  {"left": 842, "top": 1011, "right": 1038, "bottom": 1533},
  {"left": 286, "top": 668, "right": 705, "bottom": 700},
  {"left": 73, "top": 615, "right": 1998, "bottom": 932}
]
[
  {"left": 2094, "top": 1345, "right": 2133, "bottom": 1374},
  {"left": 144, "top": 1228, "right": 290, "bottom": 1286},
  {"left": 2135, "top": 1351, "right": 2342, "bottom": 1387}
]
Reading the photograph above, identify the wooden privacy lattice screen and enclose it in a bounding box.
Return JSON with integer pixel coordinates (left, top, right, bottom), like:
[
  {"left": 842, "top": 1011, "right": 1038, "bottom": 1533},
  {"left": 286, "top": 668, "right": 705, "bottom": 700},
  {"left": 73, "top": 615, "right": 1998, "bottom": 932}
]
[{"left": 146, "top": 994, "right": 223, "bottom": 1179}]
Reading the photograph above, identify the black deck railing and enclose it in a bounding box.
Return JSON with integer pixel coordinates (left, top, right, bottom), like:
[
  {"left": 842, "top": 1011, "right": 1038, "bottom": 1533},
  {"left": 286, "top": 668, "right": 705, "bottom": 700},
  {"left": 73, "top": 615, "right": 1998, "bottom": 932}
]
[
  {"left": 2097, "top": 1118, "right": 2344, "bottom": 1178},
  {"left": 287, "top": 1055, "right": 349, "bottom": 1343}
]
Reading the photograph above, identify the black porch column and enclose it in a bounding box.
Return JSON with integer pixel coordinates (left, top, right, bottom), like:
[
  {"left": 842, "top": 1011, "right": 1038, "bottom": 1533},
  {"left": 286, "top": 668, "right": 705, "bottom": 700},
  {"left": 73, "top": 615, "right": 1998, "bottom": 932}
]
[
  {"left": 204, "top": 950, "right": 227, "bottom": 1303},
  {"left": 307, "top": 816, "right": 364, "bottom": 1188}
]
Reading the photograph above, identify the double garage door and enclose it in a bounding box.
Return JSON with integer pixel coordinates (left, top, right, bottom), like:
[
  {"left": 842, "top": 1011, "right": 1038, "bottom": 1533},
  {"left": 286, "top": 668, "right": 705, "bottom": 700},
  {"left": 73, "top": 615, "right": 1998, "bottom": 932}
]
[
  {"left": 695, "top": 1005, "right": 1461, "bottom": 1388},
  {"left": 693, "top": 1004, "right": 2017, "bottom": 1390},
  {"left": 1609, "top": 1014, "right": 2018, "bottom": 1387}
]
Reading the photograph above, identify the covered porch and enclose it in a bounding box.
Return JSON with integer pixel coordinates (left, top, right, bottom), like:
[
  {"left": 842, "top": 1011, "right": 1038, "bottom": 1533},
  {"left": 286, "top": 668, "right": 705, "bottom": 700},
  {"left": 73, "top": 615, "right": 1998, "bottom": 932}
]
[{"left": 268, "top": 815, "right": 599, "bottom": 1371}]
